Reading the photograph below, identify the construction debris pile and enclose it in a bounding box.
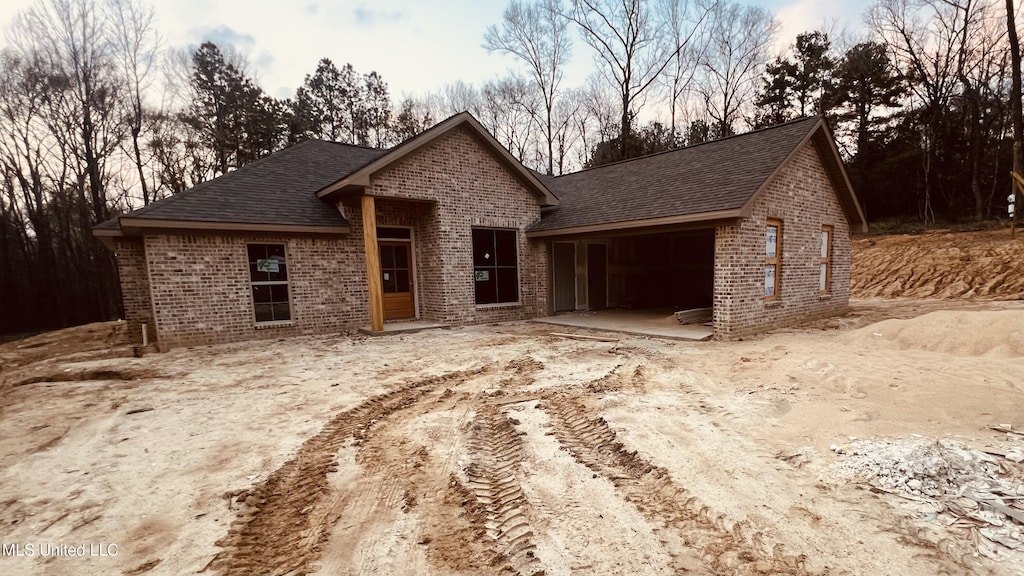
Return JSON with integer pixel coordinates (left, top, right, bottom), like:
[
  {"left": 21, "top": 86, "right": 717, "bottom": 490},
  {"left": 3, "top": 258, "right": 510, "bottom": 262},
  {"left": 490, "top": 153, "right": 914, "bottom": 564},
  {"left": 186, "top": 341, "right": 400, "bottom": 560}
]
[{"left": 826, "top": 437, "right": 1024, "bottom": 568}]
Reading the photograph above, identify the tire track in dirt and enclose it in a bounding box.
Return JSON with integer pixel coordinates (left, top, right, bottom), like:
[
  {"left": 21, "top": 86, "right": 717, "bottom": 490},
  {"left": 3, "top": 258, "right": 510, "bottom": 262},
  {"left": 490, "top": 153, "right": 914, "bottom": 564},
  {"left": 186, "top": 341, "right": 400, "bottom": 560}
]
[
  {"left": 462, "top": 405, "right": 543, "bottom": 576},
  {"left": 540, "top": 395, "right": 812, "bottom": 576},
  {"left": 206, "top": 368, "right": 487, "bottom": 576}
]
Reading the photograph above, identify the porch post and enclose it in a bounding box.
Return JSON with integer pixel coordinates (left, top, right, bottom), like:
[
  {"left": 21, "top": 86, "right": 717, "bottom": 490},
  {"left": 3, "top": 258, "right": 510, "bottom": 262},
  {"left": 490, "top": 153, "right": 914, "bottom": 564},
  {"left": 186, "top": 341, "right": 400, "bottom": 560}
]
[{"left": 362, "top": 194, "right": 384, "bottom": 332}]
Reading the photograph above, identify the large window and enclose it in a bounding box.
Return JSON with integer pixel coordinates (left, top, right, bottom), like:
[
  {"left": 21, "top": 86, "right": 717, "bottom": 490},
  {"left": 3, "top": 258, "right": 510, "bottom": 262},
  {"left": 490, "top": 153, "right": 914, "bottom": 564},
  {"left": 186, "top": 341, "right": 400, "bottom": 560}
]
[
  {"left": 247, "top": 243, "right": 291, "bottom": 323},
  {"left": 472, "top": 228, "right": 519, "bottom": 305},
  {"left": 764, "top": 219, "right": 782, "bottom": 300},
  {"left": 820, "top": 225, "right": 833, "bottom": 294}
]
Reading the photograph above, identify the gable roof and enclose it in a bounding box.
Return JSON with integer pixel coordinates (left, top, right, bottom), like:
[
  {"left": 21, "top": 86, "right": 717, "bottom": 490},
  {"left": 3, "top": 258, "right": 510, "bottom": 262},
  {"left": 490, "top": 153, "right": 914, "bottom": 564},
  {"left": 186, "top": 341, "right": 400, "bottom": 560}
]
[
  {"left": 315, "top": 111, "right": 559, "bottom": 206},
  {"left": 527, "top": 116, "right": 867, "bottom": 236},
  {"left": 95, "top": 140, "right": 388, "bottom": 237}
]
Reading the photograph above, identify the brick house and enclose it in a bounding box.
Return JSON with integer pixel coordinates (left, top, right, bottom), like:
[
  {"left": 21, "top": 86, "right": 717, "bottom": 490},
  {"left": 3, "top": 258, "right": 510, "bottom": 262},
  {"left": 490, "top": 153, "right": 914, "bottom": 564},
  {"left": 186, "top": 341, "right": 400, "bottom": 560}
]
[{"left": 95, "top": 113, "right": 866, "bottom": 348}]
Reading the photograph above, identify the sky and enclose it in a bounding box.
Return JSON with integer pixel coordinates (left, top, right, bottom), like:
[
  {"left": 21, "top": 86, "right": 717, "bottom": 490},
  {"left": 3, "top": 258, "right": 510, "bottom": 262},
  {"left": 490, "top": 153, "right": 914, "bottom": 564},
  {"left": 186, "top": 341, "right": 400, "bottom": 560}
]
[{"left": 0, "top": 0, "right": 875, "bottom": 102}]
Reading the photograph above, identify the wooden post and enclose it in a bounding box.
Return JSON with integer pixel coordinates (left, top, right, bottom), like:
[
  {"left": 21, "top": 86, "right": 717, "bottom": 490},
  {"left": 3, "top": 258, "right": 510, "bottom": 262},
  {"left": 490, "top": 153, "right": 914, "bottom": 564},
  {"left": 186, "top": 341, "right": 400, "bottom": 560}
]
[{"left": 362, "top": 195, "right": 384, "bottom": 332}]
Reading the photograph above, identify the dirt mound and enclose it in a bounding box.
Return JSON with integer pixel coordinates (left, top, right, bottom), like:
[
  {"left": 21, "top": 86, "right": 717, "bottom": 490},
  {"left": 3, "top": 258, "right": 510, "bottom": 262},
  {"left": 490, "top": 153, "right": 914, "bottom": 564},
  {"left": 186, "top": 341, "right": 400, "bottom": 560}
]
[
  {"left": 852, "top": 229, "right": 1024, "bottom": 299},
  {"left": 0, "top": 320, "right": 130, "bottom": 373},
  {"left": 842, "top": 310, "right": 1024, "bottom": 358}
]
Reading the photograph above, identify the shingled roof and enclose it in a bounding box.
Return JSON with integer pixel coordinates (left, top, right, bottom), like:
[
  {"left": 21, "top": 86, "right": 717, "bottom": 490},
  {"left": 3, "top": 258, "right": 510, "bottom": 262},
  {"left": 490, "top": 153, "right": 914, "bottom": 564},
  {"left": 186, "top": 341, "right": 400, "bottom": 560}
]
[
  {"left": 95, "top": 113, "right": 864, "bottom": 243},
  {"left": 528, "top": 116, "right": 866, "bottom": 235},
  {"left": 95, "top": 139, "right": 387, "bottom": 235}
]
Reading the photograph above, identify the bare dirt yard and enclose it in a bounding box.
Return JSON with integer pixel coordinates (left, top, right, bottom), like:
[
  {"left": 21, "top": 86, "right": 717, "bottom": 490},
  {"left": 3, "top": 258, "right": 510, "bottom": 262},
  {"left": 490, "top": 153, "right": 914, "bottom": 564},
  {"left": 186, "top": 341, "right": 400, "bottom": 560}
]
[{"left": 1, "top": 229, "right": 1022, "bottom": 576}]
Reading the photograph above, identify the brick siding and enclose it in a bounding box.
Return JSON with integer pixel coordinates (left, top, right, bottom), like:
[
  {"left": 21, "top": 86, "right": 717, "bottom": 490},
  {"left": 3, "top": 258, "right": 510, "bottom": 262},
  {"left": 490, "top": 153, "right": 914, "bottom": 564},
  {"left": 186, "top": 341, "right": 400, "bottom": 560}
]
[
  {"left": 126, "top": 126, "right": 548, "bottom": 348},
  {"left": 712, "top": 142, "right": 851, "bottom": 338},
  {"left": 112, "top": 238, "right": 154, "bottom": 343},
  {"left": 365, "top": 127, "right": 548, "bottom": 324},
  {"left": 143, "top": 234, "right": 367, "bottom": 349}
]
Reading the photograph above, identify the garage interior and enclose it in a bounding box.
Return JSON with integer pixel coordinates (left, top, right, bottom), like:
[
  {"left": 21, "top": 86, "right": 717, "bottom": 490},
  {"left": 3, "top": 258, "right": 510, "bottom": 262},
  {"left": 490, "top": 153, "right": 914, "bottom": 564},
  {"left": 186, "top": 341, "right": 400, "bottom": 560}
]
[{"left": 551, "top": 228, "right": 715, "bottom": 325}]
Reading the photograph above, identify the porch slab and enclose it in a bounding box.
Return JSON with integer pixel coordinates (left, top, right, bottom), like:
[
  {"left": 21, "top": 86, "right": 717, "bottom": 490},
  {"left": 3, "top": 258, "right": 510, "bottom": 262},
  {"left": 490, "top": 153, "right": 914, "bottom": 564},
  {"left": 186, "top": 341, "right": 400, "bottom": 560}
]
[
  {"left": 533, "top": 309, "right": 713, "bottom": 341},
  {"left": 358, "top": 320, "right": 450, "bottom": 336}
]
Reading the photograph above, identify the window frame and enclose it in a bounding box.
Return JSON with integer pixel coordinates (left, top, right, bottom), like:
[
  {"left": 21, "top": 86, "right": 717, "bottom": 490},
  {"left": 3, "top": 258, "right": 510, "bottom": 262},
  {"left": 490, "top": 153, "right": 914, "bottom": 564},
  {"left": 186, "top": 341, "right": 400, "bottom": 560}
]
[
  {"left": 820, "top": 225, "right": 833, "bottom": 295},
  {"left": 246, "top": 242, "right": 293, "bottom": 325},
  {"left": 764, "top": 218, "right": 783, "bottom": 301},
  {"left": 471, "top": 227, "right": 521, "bottom": 306}
]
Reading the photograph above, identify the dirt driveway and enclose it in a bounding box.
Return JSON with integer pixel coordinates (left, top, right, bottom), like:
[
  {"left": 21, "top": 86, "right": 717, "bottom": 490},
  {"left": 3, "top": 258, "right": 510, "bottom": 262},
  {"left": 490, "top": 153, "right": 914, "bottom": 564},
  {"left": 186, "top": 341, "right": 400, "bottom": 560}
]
[{"left": 0, "top": 298, "right": 1022, "bottom": 576}]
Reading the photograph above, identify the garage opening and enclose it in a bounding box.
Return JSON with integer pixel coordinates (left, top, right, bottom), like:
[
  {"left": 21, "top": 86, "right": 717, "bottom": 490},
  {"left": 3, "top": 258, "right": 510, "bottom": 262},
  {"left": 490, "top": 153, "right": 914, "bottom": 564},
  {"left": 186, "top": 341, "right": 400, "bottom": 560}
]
[{"left": 607, "top": 229, "right": 714, "bottom": 313}]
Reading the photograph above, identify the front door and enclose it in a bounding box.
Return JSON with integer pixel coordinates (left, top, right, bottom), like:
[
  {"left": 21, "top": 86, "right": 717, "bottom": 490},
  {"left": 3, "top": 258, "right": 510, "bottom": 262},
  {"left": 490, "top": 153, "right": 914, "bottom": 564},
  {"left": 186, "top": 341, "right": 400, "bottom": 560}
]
[{"left": 379, "top": 241, "right": 415, "bottom": 320}]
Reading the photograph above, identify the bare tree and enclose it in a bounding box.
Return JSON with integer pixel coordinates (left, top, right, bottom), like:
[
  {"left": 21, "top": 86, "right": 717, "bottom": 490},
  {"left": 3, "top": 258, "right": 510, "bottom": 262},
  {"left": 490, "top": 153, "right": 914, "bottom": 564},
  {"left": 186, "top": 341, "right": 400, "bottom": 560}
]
[
  {"left": 0, "top": 50, "right": 65, "bottom": 325},
  {"left": 435, "top": 80, "right": 484, "bottom": 118},
  {"left": 570, "top": 0, "right": 701, "bottom": 159},
  {"left": 949, "top": 1, "right": 1008, "bottom": 220},
  {"left": 480, "top": 76, "right": 539, "bottom": 163},
  {"left": 571, "top": 77, "right": 620, "bottom": 165},
  {"left": 14, "top": 0, "right": 124, "bottom": 225},
  {"left": 695, "top": 1, "right": 777, "bottom": 136},
  {"left": 1007, "top": 0, "right": 1023, "bottom": 229},
  {"left": 485, "top": 0, "right": 572, "bottom": 175},
  {"left": 656, "top": 0, "right": 717, "bottom": 141},
  {"left": 868, "top": 0, "right": 977, "bottom": 224},
  {"left": 108, "top": 0, "right": 159, "bottom": 205}
]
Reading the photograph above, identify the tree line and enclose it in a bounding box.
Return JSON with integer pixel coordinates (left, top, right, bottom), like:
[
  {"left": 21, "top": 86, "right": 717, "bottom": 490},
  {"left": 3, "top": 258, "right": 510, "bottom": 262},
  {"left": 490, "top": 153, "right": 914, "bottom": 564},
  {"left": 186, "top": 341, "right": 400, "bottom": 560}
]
[{"left": 0, "top": 0, "right": 1021, "bottom": 334}]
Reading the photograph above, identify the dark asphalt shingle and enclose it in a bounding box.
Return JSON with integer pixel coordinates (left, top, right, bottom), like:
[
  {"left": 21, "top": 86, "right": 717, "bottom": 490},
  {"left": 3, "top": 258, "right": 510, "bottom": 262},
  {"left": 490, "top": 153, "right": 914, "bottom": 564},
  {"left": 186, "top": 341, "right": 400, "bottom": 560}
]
[
  {"left": 530, "top": 117, "right": 821, "bottom": 232},
  {"left": 97, "top": 140, "right": 388, "bottom": 229}
]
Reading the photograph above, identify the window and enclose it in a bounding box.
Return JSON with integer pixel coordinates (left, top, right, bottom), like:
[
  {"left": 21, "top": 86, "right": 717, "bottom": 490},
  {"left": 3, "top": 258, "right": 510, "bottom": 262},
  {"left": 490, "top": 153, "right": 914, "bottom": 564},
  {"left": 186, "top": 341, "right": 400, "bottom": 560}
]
[
  {"left": 764, "top": 219, "right": 782, "bottom": 300},
  {"left": 247, "top": 243, "right": 291, "bottom": 323},
  {"left": 820, "top": 225, "right": 833, "bottom": 294},
  {"left": 472, "top": 228, "right": 519, "bottom": 305}
]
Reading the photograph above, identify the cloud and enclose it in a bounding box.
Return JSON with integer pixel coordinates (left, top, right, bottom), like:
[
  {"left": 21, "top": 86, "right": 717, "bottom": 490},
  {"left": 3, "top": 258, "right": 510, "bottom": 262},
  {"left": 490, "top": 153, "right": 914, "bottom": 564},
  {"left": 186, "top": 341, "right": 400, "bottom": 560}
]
[
  {"left": 772, "top": 0, "right": 871, "bottom": 52},
  {"left": 352, "top": 6, "right": 403, "bottom": 27},
  {"left": 193, "top": 25, "right": 256, "bottom": 52}
]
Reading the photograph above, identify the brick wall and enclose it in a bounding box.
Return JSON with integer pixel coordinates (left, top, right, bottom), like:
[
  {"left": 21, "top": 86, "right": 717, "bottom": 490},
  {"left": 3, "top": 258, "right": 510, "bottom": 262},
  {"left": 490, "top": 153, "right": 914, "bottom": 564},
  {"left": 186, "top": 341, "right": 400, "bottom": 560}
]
[
  {"left": 144, "top": 234, "right": 367, "bottom": 349},
  {"left": 712, "top": 142, "right": 851, "bottom": 338},
  {"left": 112, "top": 237, "right": 154, "bottom": 344},
  {"left": 366, "top": 127, "right": 548, "bottom": 324},
  {"left": 117, "top": 126, "right": 549, "bottom": 349}
]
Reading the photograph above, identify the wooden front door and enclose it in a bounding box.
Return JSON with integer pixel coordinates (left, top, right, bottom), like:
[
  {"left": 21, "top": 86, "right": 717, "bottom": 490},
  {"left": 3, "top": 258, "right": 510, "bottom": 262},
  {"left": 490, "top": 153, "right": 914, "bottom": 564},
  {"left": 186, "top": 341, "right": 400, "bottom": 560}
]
[{"left": 379, "top": 241, "right": 415, "bottom": 320}]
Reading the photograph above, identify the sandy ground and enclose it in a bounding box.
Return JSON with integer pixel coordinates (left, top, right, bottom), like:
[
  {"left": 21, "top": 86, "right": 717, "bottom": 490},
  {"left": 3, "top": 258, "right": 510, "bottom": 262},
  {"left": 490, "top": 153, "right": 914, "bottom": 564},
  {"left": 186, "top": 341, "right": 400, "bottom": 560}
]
[
  {"left": 0, "top": 295, "right": 1022, "bottom": 576},
  {"left": 1, "top": 227, "right": 1022, "bottom": 576}
]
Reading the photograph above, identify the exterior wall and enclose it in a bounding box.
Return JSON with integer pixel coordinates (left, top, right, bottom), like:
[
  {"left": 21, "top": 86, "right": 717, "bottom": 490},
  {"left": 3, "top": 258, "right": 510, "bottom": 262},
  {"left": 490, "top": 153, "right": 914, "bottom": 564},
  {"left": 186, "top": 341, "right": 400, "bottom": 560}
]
[
  {"left": 144, "top": 233, "right": 367, "bottom": 349},
  {"left": 713, "top": 142, "right": 851, "bottom": 339},
  {"left": 112, "top": 237, "right": 154, "bottom": 344},
  {"left": 366, "top": 127, "right": 548, "bottom": 324},
  {"left": 114, "top": 126, "right": 550, "bottom": 349}
]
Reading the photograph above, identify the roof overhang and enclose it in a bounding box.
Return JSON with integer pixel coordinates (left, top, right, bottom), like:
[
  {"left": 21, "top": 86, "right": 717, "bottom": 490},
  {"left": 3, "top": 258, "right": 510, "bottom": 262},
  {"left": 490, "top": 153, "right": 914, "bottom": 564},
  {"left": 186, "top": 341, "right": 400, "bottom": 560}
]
[
  {"left": 316, "top": 112, "right": 560, "bottom": 207},
  {"left": 93, "top": 217, "right": 350, "bottom": 249},
  {"left": 739, "top": 118, "right": 868, "bottom": 233},
  {"left": 525, "top": 209, "right": 741, "bottom": 238}
]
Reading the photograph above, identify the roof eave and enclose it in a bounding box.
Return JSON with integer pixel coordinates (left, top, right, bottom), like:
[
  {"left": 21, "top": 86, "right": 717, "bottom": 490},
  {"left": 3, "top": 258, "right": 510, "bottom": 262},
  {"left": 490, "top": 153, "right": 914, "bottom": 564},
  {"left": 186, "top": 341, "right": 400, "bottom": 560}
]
[
  {"left": 525, "top": 209, "right": 743, "bottom": 238},
  {"left": 112, "top": 217, "right": 351, "bottom": 236}
]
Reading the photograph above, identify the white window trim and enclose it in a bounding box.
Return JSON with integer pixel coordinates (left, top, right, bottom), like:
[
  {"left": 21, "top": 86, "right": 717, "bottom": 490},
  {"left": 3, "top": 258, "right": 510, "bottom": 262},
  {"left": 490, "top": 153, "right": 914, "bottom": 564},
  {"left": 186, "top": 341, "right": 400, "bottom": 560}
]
[{"left": 246, "top": 242, "right": 295, "bottom": 326}]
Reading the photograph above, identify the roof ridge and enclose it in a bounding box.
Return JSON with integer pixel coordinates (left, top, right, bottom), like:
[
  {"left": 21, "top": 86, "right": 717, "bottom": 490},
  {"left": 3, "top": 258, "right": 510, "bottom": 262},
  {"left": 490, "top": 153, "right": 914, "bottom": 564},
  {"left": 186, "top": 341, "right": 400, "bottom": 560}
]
[
  {"left": 553, "top": 115, "right": 822, "bottom": 179},
  {"left": 313, "top": 138, "right": 389, "bottom": 152}
]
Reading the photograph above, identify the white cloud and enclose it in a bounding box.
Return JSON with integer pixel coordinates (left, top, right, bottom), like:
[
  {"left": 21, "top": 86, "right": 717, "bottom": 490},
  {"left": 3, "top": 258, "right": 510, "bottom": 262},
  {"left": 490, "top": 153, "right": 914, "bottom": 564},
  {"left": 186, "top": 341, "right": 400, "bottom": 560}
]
[{"left": 770, "top": 0, "right": 872, "bottom": 54}]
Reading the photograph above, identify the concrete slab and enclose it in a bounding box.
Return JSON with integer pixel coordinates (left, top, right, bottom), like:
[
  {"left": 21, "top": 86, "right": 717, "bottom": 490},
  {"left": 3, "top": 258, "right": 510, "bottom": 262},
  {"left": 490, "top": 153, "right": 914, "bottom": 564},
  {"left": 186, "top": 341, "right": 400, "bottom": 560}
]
[
  {"left": 533, "top": 309, "right": 713, "bottom": 341},
  {"left": 358, "top": 320, "right": 450, "bottom": 336}
]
